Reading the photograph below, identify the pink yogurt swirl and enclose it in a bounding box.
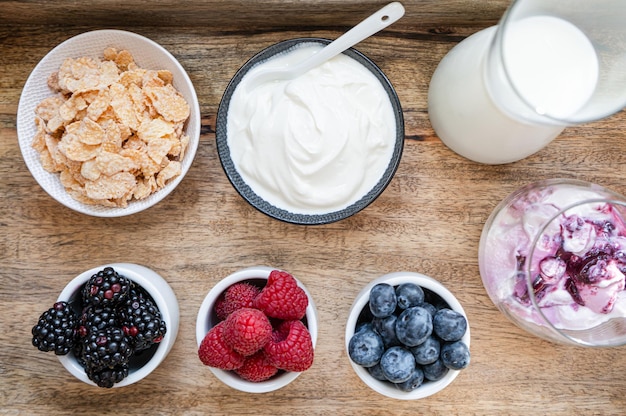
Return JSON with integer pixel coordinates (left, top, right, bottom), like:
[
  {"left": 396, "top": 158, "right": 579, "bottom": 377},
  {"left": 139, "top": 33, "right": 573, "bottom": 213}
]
[{"left": 516, "top": 205, "right": 626, "bottom": 315}]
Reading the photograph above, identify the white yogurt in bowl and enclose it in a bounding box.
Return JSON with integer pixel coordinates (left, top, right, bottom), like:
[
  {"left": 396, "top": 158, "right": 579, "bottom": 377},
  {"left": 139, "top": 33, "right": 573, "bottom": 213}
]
[{"left": 216, "top": 38, "right": 404, "bottom": 225}]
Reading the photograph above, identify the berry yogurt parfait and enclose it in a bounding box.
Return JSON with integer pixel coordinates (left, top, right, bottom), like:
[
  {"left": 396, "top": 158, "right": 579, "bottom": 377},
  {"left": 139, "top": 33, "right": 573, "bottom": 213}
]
[{"left": 479, "top": 179, "right": 626, "bottom": 346}]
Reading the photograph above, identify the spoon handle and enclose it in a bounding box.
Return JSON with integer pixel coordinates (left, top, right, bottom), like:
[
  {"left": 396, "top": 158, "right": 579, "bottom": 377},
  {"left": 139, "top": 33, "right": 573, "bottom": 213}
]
[
  {"left": 300, "top": 2, "right": 405, "bottom": 73},
  {"left": 243, "top": 2, "right": 405, "bottom": 91}
]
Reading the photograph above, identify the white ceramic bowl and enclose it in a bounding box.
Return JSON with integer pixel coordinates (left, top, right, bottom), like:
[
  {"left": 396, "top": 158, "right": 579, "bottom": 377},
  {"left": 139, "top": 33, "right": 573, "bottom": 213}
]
[
  {"left": 16, "top": 29, "right": 200, "bottom": 217},
  {"left": 57, "top": 263, "right": 180, "bottom": 388},
  {"left": 345, "top": 271, "right": 471, "bottom": 400},
  {"left": 195, "top": 266, "right": 318, "bottom": 393}
]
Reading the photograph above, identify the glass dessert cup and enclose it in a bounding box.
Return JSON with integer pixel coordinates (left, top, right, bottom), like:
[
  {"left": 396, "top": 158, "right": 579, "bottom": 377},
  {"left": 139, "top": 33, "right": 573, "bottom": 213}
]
[{"left": 479, "top": 179, "right": 626, "bottom": 347}]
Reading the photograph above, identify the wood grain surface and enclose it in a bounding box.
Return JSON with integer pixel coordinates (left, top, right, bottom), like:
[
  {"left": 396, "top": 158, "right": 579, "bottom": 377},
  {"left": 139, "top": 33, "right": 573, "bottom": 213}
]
[{"left": 1, "top": 1, "right": 625, "bottom": 415}]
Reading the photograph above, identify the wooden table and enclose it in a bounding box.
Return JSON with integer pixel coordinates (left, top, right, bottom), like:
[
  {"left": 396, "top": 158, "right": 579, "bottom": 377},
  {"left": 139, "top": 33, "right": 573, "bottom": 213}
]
[{"left": 2, "top": 1, "right": 625, "bottom": 414}]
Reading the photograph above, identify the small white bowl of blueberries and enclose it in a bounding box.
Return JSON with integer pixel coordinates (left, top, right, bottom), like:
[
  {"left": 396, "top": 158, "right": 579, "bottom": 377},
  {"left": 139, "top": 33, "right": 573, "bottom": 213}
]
[{"left": 345, "top": 271, "right": 470, "bottom": 400}]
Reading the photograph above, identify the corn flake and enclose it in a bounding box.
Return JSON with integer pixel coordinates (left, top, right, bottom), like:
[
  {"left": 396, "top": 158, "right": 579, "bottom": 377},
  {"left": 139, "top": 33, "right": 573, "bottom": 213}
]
[
  {"left": 80, "top": 159, "right": 101, "bottom": 181},
  {"left": 138, "top": 117, "right": 175, "bottom": 143},
  {"left": 96, "top": 150, "right": 139, "bottom": 177},
  {"left": 77, "top": 118, "right": 105, "bottom": 145},
  {"left": 85, "top": 171, "right": 137, "bottom": 200},
  {"left": 58, "top": 133, "right": 100, "bottom": 162},
  {"left": 144, "top": 83, "right": 190, "bottom": 123},
  {"left": 156, "top": 160, "right": 182, "bottom": 188},
  {"left": 86, "top": 89, "right": 111, "bottom": 121}
]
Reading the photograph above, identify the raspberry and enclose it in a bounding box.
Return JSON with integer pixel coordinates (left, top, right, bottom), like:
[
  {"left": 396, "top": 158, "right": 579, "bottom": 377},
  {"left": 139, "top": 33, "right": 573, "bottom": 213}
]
[
  {"left": 222, "top": 308, "right": 272, "bottom": 356},
  {"left": 264, "top": 320, "right": 314, "bottom": 372},
  {"left": 198, "top": 321, "right": 245, "bottom": 370},
  {"left": 235, "top": 351, "right": 278, "bottom": 382},
  {"left": 215, "top": 283, "right": 261, "bottom": 321},
  {"left": 253, "top": 270, "right": 308, "bottom": 320}
]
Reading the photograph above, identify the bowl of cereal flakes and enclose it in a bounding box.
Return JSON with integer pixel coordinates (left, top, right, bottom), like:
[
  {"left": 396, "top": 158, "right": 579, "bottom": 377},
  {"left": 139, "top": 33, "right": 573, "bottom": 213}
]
[{"left": 17, "top": 29, "right": 200, "bottom": 217}]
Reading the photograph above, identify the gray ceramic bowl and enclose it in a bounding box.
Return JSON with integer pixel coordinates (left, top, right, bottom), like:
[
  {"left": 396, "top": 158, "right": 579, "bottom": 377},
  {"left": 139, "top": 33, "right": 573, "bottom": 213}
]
[{"left": 216, "top": 38, "right": 404, "bottom": 225}]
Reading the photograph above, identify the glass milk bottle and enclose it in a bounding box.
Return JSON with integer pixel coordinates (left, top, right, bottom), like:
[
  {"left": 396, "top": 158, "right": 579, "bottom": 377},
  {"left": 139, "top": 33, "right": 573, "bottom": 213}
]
[{"left": 428, "top": 0, "right": 626, "bottom": 164}]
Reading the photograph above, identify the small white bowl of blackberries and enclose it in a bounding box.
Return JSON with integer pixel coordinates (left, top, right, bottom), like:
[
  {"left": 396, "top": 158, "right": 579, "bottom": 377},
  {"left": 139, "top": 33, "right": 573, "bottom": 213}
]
[
  {"left": 345, "top": 272, "right": 470, "bottom": 400},
  {"left": 31, "top": 263, "right": 179, "bottom": 388}
]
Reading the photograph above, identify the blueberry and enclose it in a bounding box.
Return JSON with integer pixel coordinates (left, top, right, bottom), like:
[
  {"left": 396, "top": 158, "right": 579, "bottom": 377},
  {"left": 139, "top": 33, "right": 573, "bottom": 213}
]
[
  {"left": 372, "top": 315, "right": 400, "bottom": 348},
  {"left": 441, "top": 341, "right": 470, "bottom": 370},
  {"left": 369, "top": 283, "right": 397, "bottom": 318},
  {"left": 395, "top": 306, "right": 433, "bottom": 347},
  {"left": 410, "top": 335, "right": 440, "bottom": 365},
  {"left": 395, "top": 366, "right": 424, "bottom": 392},
  {"left": 423, "top": 358, "right": 449, "bottom": 381},
  {"left": 433, "top": 308, "right": 467, "bottom": 342},
  {"left": 417, "top": 302, "right": 437, "bottom": 317},
  {"left": 355, "top": 321, "right": 374, "bottom": 334},
  {"left": 379, "top": 346, "right": 415, "bottom": 383},
  {"left": 367, "top": 363, "right": 387, "bottom": 381},
  {"left": 395, "top": 283, "right": 424, "bottom": 309},
  {"left": 348, "top": 328, "right": 385, "bottom": 367}
]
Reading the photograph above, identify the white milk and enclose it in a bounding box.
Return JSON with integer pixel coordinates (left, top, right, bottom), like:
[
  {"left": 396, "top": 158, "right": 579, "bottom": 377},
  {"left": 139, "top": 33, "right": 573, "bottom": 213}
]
[
  {"left": 428, "top": 17, "right": 599, "bottom": 164},
  {"left": 502, "top": 16, "right": 598, "bottom": 119}
]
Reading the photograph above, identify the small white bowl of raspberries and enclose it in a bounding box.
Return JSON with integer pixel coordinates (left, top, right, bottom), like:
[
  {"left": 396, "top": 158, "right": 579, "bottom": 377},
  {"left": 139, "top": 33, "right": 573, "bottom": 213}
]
[
  {"left": 195, "top": 266, "right": 318, "bottom": 393},
  {"left": 345, "top": 271, "right": 470, "bottom": 400},
  {"left": 31, "top": 263, "right": 179, "bottom": 388}
]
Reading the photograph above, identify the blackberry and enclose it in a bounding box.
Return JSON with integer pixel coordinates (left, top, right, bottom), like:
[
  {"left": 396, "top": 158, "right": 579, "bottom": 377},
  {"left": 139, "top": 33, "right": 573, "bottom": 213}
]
[
  {"left": 32, "top": 301, "right": 78, "bottom": 355},
  {"left": 78, "top": 305, "right": 118, "bottom": 337},
  {"left": 79, "top": 326, "right": 133, "bottom": 371},
  {"left": 86, "top": 364, "right": 129, "bottom": 388},
  {"left": 118, "top": 286, "right": 166, "bottom": 351},
  {"left": 72, "top": 340, "right": 88, "bottom": 369},
  {"left": 81, "top": 267, "right": 131, "bottom": 307}
]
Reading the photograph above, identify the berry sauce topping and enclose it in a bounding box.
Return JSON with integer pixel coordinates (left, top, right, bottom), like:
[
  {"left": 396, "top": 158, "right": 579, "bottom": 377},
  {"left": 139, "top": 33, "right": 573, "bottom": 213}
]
[{"left": 515, "top": 211, "right": 626, "bottom": 314}]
